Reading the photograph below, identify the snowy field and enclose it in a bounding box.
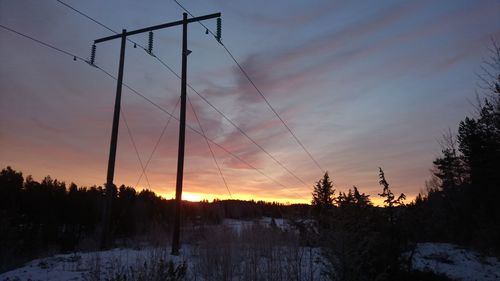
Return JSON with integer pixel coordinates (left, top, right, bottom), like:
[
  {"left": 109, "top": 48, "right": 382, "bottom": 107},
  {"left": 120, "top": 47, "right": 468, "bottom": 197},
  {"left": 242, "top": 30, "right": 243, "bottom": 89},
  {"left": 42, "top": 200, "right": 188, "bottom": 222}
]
[
  {"left": 2, "top": 242, "right": 499, "bottom": 281},
  {"left": 0, "top": 248, "right": 176, "bottom": 281},
  {"left": 0, "top": 218, "right": 325, "bottom": 281},
  {"left": 0, "top": 245, "right": 323, "bottom": 281},
  {"left": 411, "top": 243, "right": 500, "bottom": 281},
  {"left": 1, "top": 218, "right": 499, "bottom": 281}
]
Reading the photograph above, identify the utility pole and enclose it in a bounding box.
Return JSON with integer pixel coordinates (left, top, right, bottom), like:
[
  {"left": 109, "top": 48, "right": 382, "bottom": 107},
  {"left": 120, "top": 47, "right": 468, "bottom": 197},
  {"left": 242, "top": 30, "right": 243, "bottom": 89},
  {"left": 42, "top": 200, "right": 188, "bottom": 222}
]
[
  {"left": 100, "top": 29, "right": 127, "bottom": 250},
  {"left": 93, "top": 12, "right": 221, "bottom": 253},
  {"left": 171, "top": 13, "right": 188, "bottom": 256}
]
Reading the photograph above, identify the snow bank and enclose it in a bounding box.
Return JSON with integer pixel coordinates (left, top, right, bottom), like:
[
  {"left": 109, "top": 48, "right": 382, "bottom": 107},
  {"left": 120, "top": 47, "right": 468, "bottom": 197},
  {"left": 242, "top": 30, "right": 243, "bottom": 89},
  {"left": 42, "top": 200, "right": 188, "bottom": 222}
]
[
  {"left": 0, "top": 247, "right": 186, "bottom": 281},
  {"left": 412, "top": 242, "right": 500, "bottom": 281},
  {"left": 4, "top": 222, "right": 498, "bottom": 281}
]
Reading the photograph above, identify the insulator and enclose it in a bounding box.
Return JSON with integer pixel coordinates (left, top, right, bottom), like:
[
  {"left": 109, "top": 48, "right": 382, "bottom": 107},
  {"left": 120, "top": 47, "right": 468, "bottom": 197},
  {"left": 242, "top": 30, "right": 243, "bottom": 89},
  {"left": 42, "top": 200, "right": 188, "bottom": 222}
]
[
  {"left": 73, "top": 56, "right": 77, "bottom": 61},
  {"left": 216, "top": 18, "right": 222, "bottom": 43},
  {"left": 90, "top": 44, "right": 96, "bottom": 65},
  {"left": 205, "top": 28, "right": 209, "bottom": 35},
  {"left": 148, "top": 31, "right": 153, "bottom": 54},
  {"left": 134, "top": 43, "right": 137, "bottom": 48}
]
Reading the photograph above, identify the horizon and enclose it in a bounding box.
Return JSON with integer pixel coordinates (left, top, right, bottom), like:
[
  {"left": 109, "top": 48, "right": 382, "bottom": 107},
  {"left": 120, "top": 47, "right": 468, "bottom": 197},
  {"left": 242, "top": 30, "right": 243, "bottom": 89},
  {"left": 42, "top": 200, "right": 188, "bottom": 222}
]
[
  {"left": 0, "top": 160, "right": 425, "bottom": 205},
  {"left": 4, "top": 165, "right": 402, "bottom": 206}
]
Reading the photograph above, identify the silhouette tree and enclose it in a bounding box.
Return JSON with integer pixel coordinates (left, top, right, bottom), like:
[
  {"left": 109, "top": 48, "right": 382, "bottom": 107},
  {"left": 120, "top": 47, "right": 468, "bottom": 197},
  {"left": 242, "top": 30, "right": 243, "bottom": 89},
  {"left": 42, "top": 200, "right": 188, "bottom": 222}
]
[
  {"left": 416, "top": 42, "right": 500, "bottom": 253},
  {"left": 336, "top": 186, "right": 372, "bottom": 208},
  {"left": 0, "top": 166, "right": 23, "bottom": 212},
  {"left": 353, "top": 186, "right": 371, "bottom": 207},
  {"left": 432, "top": 133, "right": 467, "bottom": 192},
  {"left": 311, "top": 172, "right": 335, "bottom": 210},
  {"left": 456, "top": 42, "right": 500, "bottom": 251},
  {"left": 378, "top": 167, "right": 405, "bottom": 209},
  {"left": 311, "top": 172, "right": 335, "bottom": 227}
]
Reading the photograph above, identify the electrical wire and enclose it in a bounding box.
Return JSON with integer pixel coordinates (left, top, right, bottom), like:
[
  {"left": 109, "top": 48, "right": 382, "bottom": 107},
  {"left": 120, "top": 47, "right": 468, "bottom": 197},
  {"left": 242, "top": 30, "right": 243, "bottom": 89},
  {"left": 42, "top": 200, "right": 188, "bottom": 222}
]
[
  {"left": 0, "top": 23, "right": 84, "bottom": 60},
  {"left": 121, "top": 108, "right": 152, "bottom": 189},
  {"left": 56, "top": 0, "right": 152, "bottom": 57},
  {"left": 56, "top": 0, "right": 115, "bottom": 33},
  {"left": 173, "top": 0, "right": 326, "bottom": 174},
  {"left": 0, "top": 22, "right": 307, "bottom": 201},
  {"left": 188, "top": 96, "right": 232, "bottom": 198},
  {"left": 55, "top": 0, "right": 311, "bottom": 187},
  {"left": 97, "top": 66, "right": 306, "bottom": 200},
  {"left": 134, "top": 98, "right": 180, "bottom": 189},
  {"left": 194, "top": 89, "right": 310, "bottom": 187},
  {"left": 0, "top": 23, "right": 154, "bottom": 190}
]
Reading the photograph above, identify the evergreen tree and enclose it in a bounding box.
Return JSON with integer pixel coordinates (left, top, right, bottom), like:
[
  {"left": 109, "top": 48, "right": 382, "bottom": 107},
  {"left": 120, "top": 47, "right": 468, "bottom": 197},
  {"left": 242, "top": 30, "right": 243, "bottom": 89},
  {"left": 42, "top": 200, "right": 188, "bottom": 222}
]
[
  {"left": 414, "top": 42, "right": 500, "bottom": 253},
  {"left": 353, "top": 186, "right": 372, "bottom": 207},
  {"left": 336, "top": 187, "right": 372, "bottom": 208},
  {"left": 432, "top": 133, "right": 467, "bottom": 192},
  {"left": 311, "top": 172, "right": 335, "bottom": 211},
  {"left": 378, "top": 167, "right": 405, "bottom": 208},
  {"left": 311, "top": 172, "right": 335, "bottom": 230},
  {"left": 0, "top": 166, "right": 23, "bottom": 212}
]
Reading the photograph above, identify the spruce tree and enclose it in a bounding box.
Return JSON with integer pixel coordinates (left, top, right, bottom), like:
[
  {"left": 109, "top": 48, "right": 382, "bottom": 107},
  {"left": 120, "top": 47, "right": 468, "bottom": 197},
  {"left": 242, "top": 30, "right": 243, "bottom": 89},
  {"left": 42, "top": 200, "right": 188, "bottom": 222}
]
[
  {"left": 311, "top": 172, "right": 335, "bottom": 229},
  {"left": 311, "top": 172, "right": 335, "bottom": 211},
  {"left": 378, "top": 167, "right": 405, "bottom": 208}
]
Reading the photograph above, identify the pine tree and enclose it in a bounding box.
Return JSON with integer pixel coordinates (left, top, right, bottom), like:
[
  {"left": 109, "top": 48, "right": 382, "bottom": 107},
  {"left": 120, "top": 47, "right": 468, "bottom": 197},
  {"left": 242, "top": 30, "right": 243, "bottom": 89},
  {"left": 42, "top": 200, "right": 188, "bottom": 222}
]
[
  {"left": 432, "top": 146, "right": 466, "bottom": 191},
  {"left": 311, "top": 172, "right": 335, "bottom": 229},
  {"left": 378, "top": 167, "right": 405, "bottom": 208},
  {"left": 353, "top": 186, "right": 372, "bottom": 207},
  {"left": 311, "top": 172, "right": 335, "bottom": 211}
]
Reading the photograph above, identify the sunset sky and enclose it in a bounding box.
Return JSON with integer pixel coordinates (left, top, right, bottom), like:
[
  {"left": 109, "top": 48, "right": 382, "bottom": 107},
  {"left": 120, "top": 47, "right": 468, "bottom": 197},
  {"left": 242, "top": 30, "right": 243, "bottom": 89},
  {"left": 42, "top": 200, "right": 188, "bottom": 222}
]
[{"left": 1, "top": 0, "right": 499, "bottom": 204}]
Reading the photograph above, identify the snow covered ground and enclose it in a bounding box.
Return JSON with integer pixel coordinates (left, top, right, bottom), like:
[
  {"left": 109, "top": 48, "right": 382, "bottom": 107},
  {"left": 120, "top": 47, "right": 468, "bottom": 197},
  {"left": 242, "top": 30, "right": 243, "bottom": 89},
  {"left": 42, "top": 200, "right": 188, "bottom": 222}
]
[
  {"left": 1, "top": 218, "right": 499, "bottom": 281},
  {"left": 0, "top": 247, "right": 206, "bottom": 281},
  {"left": 0, "top": 245, "right": 323, "bottom": 281},
  {"left": 0, "top": 218, "right": 323, "bottom": 281},
  {"left": 411, "top": 243, "right": 500, "bottom": 281},
  {"left": 0, "top": 248, "right": 178, "bottom": 281}
]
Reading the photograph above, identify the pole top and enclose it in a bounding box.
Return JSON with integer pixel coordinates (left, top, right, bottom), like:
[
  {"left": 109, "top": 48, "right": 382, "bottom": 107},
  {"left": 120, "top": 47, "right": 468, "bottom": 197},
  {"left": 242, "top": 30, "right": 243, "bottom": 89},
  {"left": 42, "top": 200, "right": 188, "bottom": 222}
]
[{"left": 94, "top": 12, "right": 220, "bottom": 44}]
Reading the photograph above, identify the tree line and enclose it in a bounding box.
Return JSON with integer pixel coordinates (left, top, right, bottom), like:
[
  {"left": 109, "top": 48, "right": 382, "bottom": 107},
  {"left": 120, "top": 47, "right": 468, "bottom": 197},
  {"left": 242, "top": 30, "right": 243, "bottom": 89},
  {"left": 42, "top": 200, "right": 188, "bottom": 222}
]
[
  {"left": 0, "top": 167, "right": 309, "bottom": 272},
  {"left": 309, "top": 43, "right": 500, "bottom": 281}
]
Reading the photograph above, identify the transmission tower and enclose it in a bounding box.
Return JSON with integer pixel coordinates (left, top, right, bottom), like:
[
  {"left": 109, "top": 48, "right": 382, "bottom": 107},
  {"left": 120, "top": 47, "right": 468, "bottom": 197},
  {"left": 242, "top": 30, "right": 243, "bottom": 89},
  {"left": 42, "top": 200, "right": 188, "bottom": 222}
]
[{"left": 92, "top": 12, "right": 222, "bottom": 255}]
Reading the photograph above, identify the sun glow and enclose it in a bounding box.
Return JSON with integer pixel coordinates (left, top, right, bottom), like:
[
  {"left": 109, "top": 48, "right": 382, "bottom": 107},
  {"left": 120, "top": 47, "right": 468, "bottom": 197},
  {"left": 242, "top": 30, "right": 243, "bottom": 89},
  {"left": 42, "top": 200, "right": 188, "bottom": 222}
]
[
  {"left": 181, "top": 192, "right": 204, "bottom": 202},
  {"left": 156, "top": 190, "right": 309, "bottom": 204}
]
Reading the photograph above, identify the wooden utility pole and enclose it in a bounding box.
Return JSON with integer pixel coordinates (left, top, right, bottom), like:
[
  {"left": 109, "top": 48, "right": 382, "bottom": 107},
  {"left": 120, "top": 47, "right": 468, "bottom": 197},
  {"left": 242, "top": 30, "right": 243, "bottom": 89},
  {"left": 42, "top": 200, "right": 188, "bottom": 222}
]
[
  {"left": 100, "top": 29, "right": 126, "bottom": 250},
  {"left": 93, "top": 12, "right": 221, "bottom": 253},
  {"left": 171, "top": 12, "right": 189, "bottom": 256}
]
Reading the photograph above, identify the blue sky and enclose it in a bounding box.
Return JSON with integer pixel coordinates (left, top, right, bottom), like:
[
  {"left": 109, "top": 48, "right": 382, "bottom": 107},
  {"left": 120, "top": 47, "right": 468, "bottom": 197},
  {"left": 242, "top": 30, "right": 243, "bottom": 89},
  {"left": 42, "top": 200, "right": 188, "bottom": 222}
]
[{"left": 1, "top": 0, "right": 499, "bottom": 203}]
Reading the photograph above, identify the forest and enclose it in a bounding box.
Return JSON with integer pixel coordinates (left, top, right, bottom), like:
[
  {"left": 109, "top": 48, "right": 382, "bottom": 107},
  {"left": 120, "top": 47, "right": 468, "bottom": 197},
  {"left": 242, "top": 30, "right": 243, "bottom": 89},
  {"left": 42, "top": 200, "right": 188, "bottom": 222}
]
[{"left": 1, "top": 46, "right": 499, "bottom": 281}]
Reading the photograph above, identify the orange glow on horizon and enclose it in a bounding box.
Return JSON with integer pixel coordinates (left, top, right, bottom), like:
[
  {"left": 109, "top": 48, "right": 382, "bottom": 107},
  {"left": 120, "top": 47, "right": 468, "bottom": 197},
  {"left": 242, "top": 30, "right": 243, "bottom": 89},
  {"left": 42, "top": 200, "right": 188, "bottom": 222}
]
[
  {"left": 155, "top": 190, "right": 417, "bottom": 206},
  {"left": 156, "top": 191, "right": 310, "bottom": 205},
  {"left": 181, "top": 192, "right": 204, "bottom": 202}
]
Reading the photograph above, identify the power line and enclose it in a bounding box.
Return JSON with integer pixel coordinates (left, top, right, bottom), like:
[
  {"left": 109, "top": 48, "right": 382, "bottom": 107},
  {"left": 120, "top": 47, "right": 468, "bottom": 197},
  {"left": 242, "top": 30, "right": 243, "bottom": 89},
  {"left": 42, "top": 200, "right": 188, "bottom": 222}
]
[
  {"left": 173, "top": 0, "right": 326, "bottom": 174},
  {"left": 96, "top": 65, "right": 306, "bottom": 200},
  {"left": 55, "top": 0, "right": 312, "bottom": 188},
  {"left": 188, "top": 95, "right": 232, "bottom": 198},
  {"left": 0, "top": 22, "right": 307, "bottom": 201},
  {"left": 121, "top": 108, "right": 152, "bottom": 189},
  {"left": 186, "top": 84, "right": 309, "bottom": 187},
  {"left": 56, "top": 0, "right": 115, "bottom": 33},
  {"left": 56, "top": 0, "right": 152, "bottom": 56},
  {"left": 56, "top": 0, "right": 177, "bottom": 75},
  {"left": 0, "top": 23, "right": 153, "bottom": 191},
  {"left": 134, "top": 97, "right": 180, "bottom": 189},
  {"left": 0, "top": 23, "right": 84, "bottom": 60},
  {"left": 222, "top": 47, "right": 325, "bottom": 173}
]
